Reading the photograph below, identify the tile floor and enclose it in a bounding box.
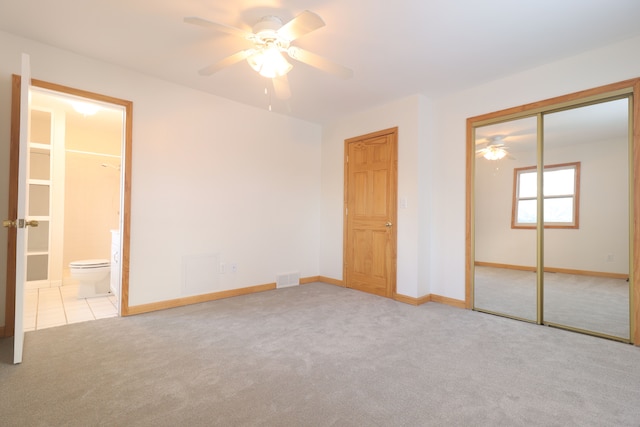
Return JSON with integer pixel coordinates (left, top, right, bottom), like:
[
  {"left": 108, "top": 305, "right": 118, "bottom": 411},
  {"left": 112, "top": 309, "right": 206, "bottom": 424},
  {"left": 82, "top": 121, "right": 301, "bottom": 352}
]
[{"left": 24, "top": 285, "right": 118, "bottom": 331}]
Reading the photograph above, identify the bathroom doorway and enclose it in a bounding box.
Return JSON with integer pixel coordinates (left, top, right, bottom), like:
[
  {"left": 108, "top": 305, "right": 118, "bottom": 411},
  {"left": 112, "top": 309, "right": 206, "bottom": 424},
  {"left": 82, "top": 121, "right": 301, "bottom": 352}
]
[{"left": 5, "top": 78, "right": 132, "bottom": 334}]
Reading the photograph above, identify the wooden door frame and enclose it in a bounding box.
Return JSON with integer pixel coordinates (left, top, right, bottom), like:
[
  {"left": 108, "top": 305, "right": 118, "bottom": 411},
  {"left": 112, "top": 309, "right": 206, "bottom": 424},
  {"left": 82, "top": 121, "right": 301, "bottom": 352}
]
[
  {"left": 4, "top": 76, "right": 134, "bottom": 336},
  {"left": 343, "top": 127, "right": 398, "bottom": 298},
  {"left": 465, "top": 77, "right": 640, "bottom": 345}
]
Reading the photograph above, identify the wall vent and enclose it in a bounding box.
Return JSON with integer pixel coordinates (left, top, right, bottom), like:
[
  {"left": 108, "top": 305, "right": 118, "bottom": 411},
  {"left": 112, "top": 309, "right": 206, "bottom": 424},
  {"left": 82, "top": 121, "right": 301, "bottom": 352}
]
[{"left": 276, "top": 272, "right": 300, "bottom": 289}]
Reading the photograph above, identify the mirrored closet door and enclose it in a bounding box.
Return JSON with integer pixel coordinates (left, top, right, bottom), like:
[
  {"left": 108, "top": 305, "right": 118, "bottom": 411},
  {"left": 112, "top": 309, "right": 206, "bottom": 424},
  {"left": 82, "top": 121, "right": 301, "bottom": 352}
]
[
  {"left": 474, "top": 116, "right": 538, "bottom": 322},
  {"left": 542, "top": 98, "right": 630, "bottom": 339},
  {"left": 468, "top": 82, "right": 637, "bottom": 343}
]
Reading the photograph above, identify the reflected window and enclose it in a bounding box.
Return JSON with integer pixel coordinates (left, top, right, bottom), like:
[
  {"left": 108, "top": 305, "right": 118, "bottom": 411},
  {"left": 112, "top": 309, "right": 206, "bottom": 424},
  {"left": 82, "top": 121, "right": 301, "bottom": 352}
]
[{"left": 512, "top": 162, "right": 580, "bottom": 228}]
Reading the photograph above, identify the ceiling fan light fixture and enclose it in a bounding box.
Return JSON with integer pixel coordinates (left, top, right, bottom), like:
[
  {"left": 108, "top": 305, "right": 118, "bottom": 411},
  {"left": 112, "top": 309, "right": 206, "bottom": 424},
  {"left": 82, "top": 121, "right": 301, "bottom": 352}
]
[
  {"left": 247, "top": 46, "right": 292, "bottom": 78},
  {"left": 483, "top": 146, "right": 507, "bottom": 160}
]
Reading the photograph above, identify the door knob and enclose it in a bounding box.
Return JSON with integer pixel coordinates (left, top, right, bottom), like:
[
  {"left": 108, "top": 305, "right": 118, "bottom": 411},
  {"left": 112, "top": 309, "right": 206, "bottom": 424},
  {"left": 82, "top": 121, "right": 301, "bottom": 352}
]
[
  {"left": 3, "top": 219, "right": 39, "bottom": 228},
  {"left": 2, "top": 220, "right": 16, "bottom": 228},
  {"left": 14, "top": 219, "right": 39, "bottom": 228},
  {"left": 385, "top": 222, "right": 393, "bottom": 228}
]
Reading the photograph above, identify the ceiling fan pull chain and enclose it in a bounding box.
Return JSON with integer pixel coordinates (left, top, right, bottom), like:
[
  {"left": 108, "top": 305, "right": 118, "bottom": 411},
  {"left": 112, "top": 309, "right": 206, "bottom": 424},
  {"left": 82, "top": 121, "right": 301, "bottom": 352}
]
[{"left": 265, "top": 86, "right": 272, "bottom": 111}]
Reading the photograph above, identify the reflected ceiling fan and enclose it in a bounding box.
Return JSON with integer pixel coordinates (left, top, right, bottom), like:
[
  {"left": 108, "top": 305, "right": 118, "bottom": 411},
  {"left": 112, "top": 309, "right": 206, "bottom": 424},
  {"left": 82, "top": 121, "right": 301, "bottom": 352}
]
[
  {"left": 476, "top": 135, "right": 515, "bottom": 160},
  {"left": 184, "top": 10, "right": 353, "bottom": 100}
]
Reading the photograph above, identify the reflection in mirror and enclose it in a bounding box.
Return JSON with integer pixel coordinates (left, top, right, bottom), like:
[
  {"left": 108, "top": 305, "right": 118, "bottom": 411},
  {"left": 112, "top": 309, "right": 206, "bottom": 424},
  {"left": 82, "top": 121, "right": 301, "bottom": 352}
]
[
  {"left": 474, "top": 116, "right": 538, "bottom": 321},
  {"left": 543, "top": 98, "right": 630, "bottom": 339}
]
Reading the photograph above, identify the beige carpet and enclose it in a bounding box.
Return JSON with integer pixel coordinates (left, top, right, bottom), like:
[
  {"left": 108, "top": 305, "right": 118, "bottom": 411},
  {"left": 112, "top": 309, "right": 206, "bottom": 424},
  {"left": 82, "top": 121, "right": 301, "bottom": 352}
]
[
  {"left": 474, "top": 266, "right": 630, "bottom": 339},
  {"left": 1, "top": 282, "right": 640, "bottom": 426}
]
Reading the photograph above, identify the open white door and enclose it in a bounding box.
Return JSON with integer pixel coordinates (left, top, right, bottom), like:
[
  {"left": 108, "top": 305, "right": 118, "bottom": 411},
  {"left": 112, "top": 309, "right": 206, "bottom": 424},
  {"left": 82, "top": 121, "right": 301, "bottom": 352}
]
[{"left": 13, "top": 53, "right": 32, "bottom": 364}]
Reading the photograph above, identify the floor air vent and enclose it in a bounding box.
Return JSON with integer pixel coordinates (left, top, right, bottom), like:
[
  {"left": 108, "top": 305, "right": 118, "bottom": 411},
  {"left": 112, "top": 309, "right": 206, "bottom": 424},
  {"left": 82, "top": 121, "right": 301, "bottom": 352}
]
[{"left": 276, "top": 272, "right": 300, "bottom": 289}]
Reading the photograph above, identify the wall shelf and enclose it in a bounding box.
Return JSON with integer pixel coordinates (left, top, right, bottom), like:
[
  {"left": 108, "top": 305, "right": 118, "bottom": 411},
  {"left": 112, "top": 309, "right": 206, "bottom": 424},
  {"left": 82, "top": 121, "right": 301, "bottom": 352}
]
[{"left": 26, "top": 108, "right": 53, "bottom": 287}]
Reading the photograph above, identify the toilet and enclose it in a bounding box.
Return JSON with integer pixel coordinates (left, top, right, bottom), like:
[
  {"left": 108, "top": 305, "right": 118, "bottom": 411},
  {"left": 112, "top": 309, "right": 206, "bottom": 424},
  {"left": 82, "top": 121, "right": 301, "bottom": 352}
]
[{"left": 69, "top": 259, "right": 111, "bottom": 298}]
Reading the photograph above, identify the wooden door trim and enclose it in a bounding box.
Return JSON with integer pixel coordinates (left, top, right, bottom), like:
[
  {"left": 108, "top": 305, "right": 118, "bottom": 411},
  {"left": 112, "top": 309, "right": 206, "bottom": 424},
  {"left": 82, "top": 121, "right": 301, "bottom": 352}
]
[
  {"left": 343, "top": 127, "right": 398, "bottom": 298},
  {"left": 4, "top": 77, "right": 133, "bottom": 336}
]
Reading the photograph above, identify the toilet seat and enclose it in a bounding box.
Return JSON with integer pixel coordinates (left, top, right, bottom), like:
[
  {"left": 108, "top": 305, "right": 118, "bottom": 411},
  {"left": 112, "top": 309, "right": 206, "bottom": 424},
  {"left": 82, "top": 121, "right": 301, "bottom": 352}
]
[{"left": 69, "top": 259, "right": 110, "bottom": 269}]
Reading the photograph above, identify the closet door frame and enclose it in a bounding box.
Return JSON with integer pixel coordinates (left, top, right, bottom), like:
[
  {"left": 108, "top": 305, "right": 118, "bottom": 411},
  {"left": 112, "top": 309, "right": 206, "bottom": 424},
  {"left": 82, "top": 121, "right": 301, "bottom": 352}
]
[{"left": 465, "top": 77, "right": 640, "bottom": 344}]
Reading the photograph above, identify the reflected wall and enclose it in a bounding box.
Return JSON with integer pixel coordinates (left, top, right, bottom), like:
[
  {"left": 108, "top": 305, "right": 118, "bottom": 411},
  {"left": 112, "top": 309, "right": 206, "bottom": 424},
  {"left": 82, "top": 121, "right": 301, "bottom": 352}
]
[
  {"left": 474, "top": 116, "right": 537, "bottom": 321},
  {"left": 543, "top": 99, "right": 630, "bottom": 338}
]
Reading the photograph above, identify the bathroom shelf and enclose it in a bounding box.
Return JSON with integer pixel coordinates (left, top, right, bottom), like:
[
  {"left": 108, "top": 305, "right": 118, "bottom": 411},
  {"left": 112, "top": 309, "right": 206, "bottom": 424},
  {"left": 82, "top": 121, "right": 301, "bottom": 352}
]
[
  {"left": 26, "top": 109, "right": 53, "bottom": 287},
  {"left": 29, "top": 142, "right": 51, "bottom": 150}
]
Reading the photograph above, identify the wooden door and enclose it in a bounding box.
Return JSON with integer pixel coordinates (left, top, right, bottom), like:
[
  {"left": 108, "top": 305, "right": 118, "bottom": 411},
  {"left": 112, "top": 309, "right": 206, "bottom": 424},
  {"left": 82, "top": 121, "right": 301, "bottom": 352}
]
[{"left": 344, "top": 128, "right": 398, "bottom": 297}]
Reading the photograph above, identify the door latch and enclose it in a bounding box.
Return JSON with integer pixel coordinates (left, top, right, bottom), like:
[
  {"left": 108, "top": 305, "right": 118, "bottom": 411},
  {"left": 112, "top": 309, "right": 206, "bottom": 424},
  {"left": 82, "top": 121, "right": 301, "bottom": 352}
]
[{"left": 2, "top": 219, "right": 17, "bottom": 228}]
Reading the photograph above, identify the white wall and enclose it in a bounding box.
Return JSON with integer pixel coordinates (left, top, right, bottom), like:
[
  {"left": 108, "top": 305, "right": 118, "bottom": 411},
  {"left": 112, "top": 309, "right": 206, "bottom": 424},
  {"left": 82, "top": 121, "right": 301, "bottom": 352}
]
[
  {"left": 2, "top": 31, "right": 640, "bottom": 326},
  {"left": 430, "top": 34, "right": 640, "bottom": 300},
  {"left": 319, "top": 95, "right": 430, "bottom": 298},
  {"left": 0, "top": 30, "right": 322, "bottom": 318}
]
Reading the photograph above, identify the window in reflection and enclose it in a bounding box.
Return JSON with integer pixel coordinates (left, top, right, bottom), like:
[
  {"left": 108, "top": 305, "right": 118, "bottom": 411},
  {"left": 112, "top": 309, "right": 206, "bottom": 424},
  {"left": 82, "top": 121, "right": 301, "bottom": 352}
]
[{"left": 512, "top": 162, "right": 580, "bottom": 228}]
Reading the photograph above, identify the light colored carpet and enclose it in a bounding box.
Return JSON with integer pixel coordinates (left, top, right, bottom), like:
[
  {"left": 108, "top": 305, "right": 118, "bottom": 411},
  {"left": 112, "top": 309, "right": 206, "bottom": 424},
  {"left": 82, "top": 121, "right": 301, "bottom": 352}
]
[
  {"left": 474, "top": 266, "right": 630, "bottom": 338},
  {"left": 1, "top": 282, "right": 640, "bottom": 426}
]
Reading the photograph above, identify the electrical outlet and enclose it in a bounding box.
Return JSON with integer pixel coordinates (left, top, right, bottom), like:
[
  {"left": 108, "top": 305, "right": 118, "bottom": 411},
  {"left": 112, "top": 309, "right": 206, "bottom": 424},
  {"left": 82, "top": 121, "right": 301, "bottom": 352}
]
[
  {"left": 219, "top": 263, "right": 226, "bottom": 274},
  {"left": 607, "top": 254, "right": 615, "bottom": 262},
  {"left": 230, "top": 263, "right": 237, "bottom": 273}
]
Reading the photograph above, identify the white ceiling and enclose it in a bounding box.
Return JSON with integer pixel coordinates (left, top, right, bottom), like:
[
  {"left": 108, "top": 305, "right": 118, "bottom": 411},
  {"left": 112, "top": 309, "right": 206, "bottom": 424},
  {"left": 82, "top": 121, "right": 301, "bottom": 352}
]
[{"left": 2, "top": 0, "right": 640, "bottom": 124}]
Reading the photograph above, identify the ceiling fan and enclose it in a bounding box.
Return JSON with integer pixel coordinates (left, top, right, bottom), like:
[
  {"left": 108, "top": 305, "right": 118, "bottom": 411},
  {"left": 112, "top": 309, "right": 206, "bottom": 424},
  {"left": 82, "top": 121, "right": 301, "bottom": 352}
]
[
  {"left": 184, "top": 10, "right": 354, "bottom": 100},
  {"left": 476, "top": 135, "right": 515, "bottom": 160}
]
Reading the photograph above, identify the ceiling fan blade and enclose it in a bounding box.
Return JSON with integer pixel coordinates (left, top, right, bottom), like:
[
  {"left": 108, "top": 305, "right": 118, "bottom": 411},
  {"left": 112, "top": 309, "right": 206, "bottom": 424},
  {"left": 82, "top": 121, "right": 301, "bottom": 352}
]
[
  {"left": 184, "top": 16, "right": 252, "bottom": 39},
  {"left": 278, "top": 10, "right": 325, "bottom": 41},
  {"left": 287, "top": 46, "right": 353, "bottom": 79},
  {"left": 272, "top": 75, "right": 292, "bottom": 100},
  {"left": 198, "top": 49, "right": 255, "bottom": 76}
]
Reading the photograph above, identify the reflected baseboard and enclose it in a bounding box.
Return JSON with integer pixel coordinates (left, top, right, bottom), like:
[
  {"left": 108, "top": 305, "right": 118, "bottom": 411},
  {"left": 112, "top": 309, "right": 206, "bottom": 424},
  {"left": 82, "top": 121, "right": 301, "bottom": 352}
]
[{"left": 475, "top": 261, "right": 628, "bottom": 280}]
